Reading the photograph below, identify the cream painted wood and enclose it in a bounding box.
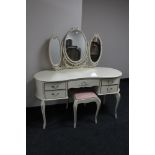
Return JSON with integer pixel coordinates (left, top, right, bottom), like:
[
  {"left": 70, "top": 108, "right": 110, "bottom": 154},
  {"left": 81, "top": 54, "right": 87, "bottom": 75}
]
[
  {"left": 101, "top": 78, "right": 120, "bottom": 85},
  {"left": 73, "top": 95, "right": 101, "bottom": 128},
  {"left": 100, "top": 86, "right": 108, "bottom": 94},
  {"left": 44, "top": 82, "right": 66, "bottom": 90},
  {"left": 35, "top": 80, "right": 45, "bottom": 100},
  {"left": 100, "top": 85, "right": 119, "bottom": 95},
  {"left": 68, "top": 79, "right": 99, "bottom": 89},
  {"left": 41, "top": 100, "right": 46, "bottom": 129},
  {"left": 34, "top": 67, "right": 122, "bottom": 82},
  {"left": 101, "top": 79, "right": 109, "bottom": 86},
  {"left": 108, "top": 85, "right": 118, "bottom": 93},
  {"left": 34, "top": 67, "right": 122, "bottom": 129},
  {"left": 44, "top": 90, "right": 66, "bottom": 99},
  {"left": 115, "top": 93, "right": 121, "bottom": 119},
  {"left": 108, "top": 78, "right": 120, "bottom": 85}
]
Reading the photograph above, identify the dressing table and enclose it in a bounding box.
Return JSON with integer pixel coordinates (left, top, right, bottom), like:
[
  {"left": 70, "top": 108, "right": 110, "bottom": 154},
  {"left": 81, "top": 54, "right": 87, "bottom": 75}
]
[{"left": 34, "top": 28, "right": 122, "bottom": 129}]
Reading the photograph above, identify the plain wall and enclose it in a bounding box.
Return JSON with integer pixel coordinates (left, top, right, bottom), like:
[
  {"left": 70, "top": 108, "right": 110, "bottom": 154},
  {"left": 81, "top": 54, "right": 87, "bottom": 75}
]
[
  {"left": 26, "top": 0, "right": 82, "bottom": 107},
  {"left": 82, "top": 0, "right": 129, "bottom": 78}
]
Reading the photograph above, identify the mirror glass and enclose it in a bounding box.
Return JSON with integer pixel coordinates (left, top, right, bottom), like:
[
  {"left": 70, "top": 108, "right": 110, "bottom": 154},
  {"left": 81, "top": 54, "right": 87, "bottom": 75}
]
[
  {"left": 64, "top": 30, "right": 86, "bottom": 61},
  {"left": 90, "top": 36, "right": 101, "bottom": 62},
  {"left": 49, "top": 37, "right": 61, "bottom": 66}
]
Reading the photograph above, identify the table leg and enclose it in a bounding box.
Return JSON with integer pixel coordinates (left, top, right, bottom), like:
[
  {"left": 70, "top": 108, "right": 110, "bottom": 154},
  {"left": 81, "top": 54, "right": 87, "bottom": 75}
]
[
  {"left": 95, "top": 98, "right": 101, "bottom": 124},
  {"left": 115, "top": 93, "right": 121, "bottom": 119},
  {"left": 41, "top": 100, "right": 46, "bottom": 129},
  {"left": 73, "top": 101, "right": 78, "bottom": 128}
]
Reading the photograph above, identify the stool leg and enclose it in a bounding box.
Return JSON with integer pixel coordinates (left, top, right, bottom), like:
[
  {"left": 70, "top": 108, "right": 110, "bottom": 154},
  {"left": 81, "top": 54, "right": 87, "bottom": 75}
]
[
  {"left": 95, "top": 99, "right": 101, "bottom": 124},
  {"left": 73, "top": 101, "right": 78, "bottom": 128}
]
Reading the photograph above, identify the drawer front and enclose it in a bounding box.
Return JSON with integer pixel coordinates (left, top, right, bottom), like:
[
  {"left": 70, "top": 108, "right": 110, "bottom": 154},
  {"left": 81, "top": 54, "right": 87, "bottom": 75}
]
[
  {"left": 68, "top": 79, "right": 99, "bottom": 89},
  {"left": 101, "top": 79, "right": 109, "bottom": 85},
  {"left": 108, "top": 78, "right": 120, "bottom": 85},
  {"left": 44, "top": 82, "right": 66, "bottom": 90},
  {"left": 100, "top": 85, "right": 118, "bottom": 94},
  {"left": 108, "top": 85, "right": 118, "bottom": 93},
  {"left": 101, "top": 78, "right": 120, "bottom": 85},
  {"left": 100, "top": 86, "right": 109, "bottom": 94},
  {"left": 45, "top": 90, "right": 66, "bottom": 99}
]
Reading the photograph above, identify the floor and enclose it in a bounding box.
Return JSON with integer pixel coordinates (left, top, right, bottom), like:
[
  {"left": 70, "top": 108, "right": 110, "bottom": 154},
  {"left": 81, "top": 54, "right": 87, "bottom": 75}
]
[{"left": 27, "top": 79, "right": 129, "bottom": 155}]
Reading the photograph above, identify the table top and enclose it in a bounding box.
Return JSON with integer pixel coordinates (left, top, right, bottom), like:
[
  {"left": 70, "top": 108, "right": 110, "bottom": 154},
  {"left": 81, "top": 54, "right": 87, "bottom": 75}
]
[{"left": 34, "top": 67, "right": 122, "bottom": 82}]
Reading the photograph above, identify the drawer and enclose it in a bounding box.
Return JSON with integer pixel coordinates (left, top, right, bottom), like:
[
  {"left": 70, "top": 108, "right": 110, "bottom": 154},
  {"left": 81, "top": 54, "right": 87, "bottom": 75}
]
[
  {"left": 101, "top": 79, "right": 109, "bottom": 85},
  {"left": 108, "top": 85, "right": 118, "bottom": 93},
  {"left": 108, "top": 78, "right": 120, "bottom": 85},
  {"left": 100, "top": 86, "right": 108, "bottom": 94},
  {"left": 101, "top": 78, "right": 120, "bottom": 85},
  {"left": 45, "top": 90, "right": 66, "bottom": 99},
  {"left": 44, "top": 82, "right": 66, "bottom": 90},
  {"left": 68, "top": 79, "right": 99, "bottom": 89},
  {"left": 100, "top": 85, "right": 118, "bottom": 94}
]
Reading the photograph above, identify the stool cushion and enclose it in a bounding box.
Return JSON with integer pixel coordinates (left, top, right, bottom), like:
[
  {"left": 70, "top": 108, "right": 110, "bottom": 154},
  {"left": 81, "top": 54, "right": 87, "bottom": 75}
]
[{"left": 74, "top": 91, "right": 97, "bottom": 100}]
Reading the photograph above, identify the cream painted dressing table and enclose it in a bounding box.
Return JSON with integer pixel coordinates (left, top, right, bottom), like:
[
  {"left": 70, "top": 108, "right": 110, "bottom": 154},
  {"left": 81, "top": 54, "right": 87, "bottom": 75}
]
[{"left": 34, "top": 28, "right": 122, "bottom": 129}]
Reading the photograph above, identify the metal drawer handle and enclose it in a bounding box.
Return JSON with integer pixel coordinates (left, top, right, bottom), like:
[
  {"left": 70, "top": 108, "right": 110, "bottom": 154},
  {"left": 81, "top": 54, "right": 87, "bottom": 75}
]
[
  {"left": 51, "top": 84, "right": 59, "bottom": 89},
  {"left": 51, "top": 92, "right": 59, "bottom": 96},
  {"left": 80, "top": 81, "right": 88, "bottom": 86}
]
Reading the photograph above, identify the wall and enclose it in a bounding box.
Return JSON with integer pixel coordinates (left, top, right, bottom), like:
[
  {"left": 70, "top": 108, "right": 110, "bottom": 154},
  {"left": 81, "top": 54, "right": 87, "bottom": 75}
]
[
  {"left": 26, "top": 0, "right": 82, "bottom": 107},
  {"left": 82, "top": 0, "right": 129, "bottom": 78}
]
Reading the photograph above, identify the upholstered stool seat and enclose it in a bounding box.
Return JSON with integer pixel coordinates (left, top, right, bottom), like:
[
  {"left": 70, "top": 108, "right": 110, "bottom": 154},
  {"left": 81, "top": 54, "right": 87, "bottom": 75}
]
[{"left": 72, "top": 91, "right": 101, "bottom": 128}]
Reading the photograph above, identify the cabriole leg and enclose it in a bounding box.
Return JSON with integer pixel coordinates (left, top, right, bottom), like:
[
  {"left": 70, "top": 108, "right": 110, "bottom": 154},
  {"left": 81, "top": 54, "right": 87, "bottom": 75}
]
[
  {"left": 41, "top": 100, "right": 46, "bottom": 129},
  {"left": 115, "top": 93, "right": 121, "bottom": 119},
  {"left": 95, "top": 99, "right": 101, "bottom": 124},
  {"left": 73, "top": 101, "right": 78, "bottom": 128}
]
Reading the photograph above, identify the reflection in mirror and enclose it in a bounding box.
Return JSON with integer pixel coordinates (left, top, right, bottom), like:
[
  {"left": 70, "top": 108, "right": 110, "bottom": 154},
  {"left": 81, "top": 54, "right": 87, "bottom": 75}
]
[
  {"left": 49, "top": 37, "right": 61, "bottom": 67},
  {"left": 90, "top": 35, "right": 101, "bottom": 63},
  {"left": 64, "top": 29, "right": 86, "bottom": 62}
]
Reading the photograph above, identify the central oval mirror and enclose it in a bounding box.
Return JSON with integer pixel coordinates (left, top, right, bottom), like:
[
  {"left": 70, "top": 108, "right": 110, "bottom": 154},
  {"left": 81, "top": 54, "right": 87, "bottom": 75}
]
[
  {"left": 63, "top": 29, "right": 87, "bottom": 63},
  {"left": 49, "top": 36, "right": 61, "bottom": 68}
]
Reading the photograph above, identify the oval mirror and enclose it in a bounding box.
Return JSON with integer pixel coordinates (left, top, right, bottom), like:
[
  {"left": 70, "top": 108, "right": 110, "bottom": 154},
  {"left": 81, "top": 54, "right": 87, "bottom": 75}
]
[
  {"left": 49, "top": 36, "right": 61, "bottom": 68},
  {"left": 89, "top": 34, "right": 102, "bottom": 65},
  {"left": 63, "top": 28, "right": 87, "bottom": 64}
]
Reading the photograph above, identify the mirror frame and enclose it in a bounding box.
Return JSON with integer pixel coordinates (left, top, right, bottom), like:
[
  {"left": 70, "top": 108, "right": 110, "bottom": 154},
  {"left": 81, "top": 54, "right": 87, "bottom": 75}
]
[
  {"left": 88, "top": 34, "right": 102, "bottom": 67},
  {"left": 49, "top": 36, "right": 62, "bottom": 70},
  {"left": 62, "top": 28, "right": 88, "bottom": 66}
]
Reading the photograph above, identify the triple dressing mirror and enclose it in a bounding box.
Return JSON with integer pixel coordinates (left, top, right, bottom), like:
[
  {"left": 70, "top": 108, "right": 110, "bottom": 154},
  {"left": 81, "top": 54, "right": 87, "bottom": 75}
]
[{"left": 48, "top": 28, "right": 102, "bottom": 69}]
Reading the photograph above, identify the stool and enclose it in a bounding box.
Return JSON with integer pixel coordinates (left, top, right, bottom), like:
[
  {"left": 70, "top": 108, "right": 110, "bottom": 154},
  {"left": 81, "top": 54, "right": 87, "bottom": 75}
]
[{"left": 72, "top": 91, "right": 101, "bottom": 128}]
